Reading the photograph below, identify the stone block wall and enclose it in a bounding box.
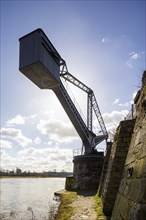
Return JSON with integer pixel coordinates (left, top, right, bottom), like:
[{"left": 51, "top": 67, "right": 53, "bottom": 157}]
[
  {"left": 111, "top": 71, "right": 146, "bottom": 220},
  {"left": 100, "top": 119, "right": 135, "bottom": 216}
]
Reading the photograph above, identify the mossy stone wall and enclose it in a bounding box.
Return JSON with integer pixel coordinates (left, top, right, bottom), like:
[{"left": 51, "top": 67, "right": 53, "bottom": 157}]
[
  {"left": 100, "top": 119, "right": 135, "bottom": 216},
  {"left": 111, "top": 71, "right": 146, "bottom": 220}
]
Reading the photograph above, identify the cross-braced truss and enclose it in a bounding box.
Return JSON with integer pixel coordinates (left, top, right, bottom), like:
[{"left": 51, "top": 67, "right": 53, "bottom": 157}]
[{"left": 60, "top": 63, "right": 108, "bottom": 139}]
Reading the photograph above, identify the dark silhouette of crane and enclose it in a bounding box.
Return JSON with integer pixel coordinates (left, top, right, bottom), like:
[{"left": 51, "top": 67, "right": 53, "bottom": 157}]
[{"left": 19, "top": 28, "right": 108, "bottom": 155}]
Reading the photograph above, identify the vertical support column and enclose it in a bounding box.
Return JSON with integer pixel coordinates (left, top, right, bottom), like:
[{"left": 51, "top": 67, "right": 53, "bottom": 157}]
[{"left": 87, "top": 92, "right": 93, "bottom": 131}]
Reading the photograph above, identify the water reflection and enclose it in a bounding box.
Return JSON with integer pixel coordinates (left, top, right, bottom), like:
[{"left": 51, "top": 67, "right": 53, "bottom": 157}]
[{"left": 0, "top": 178, "right": 65, "bottom": 220}]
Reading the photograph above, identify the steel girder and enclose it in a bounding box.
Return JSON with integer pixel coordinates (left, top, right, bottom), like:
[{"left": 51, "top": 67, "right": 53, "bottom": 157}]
[{"left": 60, "top": 69, "right": 108, "bottom": 139}]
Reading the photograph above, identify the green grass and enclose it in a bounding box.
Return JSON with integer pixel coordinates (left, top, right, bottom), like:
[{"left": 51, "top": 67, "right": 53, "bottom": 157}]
[
  {"left": 55, "top": 191, "right": 77, "bottom": 220},
  {"left": 94, "top": 194, "right": 107, "bottom": 220}
]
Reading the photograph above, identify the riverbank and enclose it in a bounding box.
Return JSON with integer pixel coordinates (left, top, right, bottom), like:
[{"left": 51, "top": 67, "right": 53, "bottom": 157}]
[
  {"left": 54, "top": 190, "right": 107, "bottom": 220},
  {"left": 1, "top": 178, "right": 65, "bottom": 220}
]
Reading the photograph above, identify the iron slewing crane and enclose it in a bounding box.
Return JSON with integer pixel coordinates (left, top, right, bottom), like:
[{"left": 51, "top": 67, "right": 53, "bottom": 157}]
[{"left": 19, "top": 28, "right": 108, "bottom": 155}]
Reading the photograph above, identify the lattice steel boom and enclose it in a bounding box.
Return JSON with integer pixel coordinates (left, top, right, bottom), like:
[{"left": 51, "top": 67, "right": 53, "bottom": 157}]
[{"left": 60, "top": 69, "right": 108, "bottom": 138}]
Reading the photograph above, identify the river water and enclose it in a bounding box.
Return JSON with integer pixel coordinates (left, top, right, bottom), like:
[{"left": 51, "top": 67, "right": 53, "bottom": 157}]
[{"left": 0, "top": 177, "right": 65, "bottom": 220}]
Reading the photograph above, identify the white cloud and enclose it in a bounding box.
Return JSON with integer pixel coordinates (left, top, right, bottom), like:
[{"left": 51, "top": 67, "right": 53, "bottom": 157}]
[
  {"left": 0, "top": 108, "right": 131, "bottom": 172},
  {"left": 130, "top": 90, "right": 138, "bottom": 104},
  {"left": 126, "top": 61, "right": 133, "bottom": 69},
  {"left": 113, "top": 98, "right": 130, "bottom": 107},
  {"left": 132, "top": 90, "right": 138, "bottom": 100},
  {"left": 103, "top": 110, "right": 129, "bottom": 131},
  {"left": 129, "top": 51, "right": 141, "bottom": 60},
  {"left": 43, "top": 110, "right": 54, "bottom": 116},
  {"left": 37, "top": 119, "right": 78, "bottom": 143},
  {"left": 0, "top": 149, "right": 7, "bottom": 157},
  {"left": 118, "top": 102, "right": 130, "bottom": 107},
  {"left": 48, "top": 141, "right": 53, "bottom": 146},
  {"left": 6, "top": 114, "right": 25, "bottom": 126},
  {"left": 34, "top": 137, "right": 41, "bottom": 144},
  {"left": 0, "top": 153, "right": 24, "bottom": 171},
  {"left": 0, "top": 146, "right": 74, "bottom": 172},
  {"left": 93, "top": 109, "right": 129, "bottom": 136},
  {"left": 127, "top": 51, "right": 144, "bottom": 69},
  {"left": 1, "top": 139, "right": 13, "bottom": 149},
  {"left": 102, "top": 37, "right": 110, "bottom": 43},
  {"left": 113, "top": 91, "right": 139, "bottom": 108},
  {"left": 131, "top": 53, "right": 140, "bottom": 60},
  {"left": 0, "top": 128, "right": 32, "bottom": 147},
  {"left": 29, "top": 114, "right": 37, "bottom": 119},
  {"left": 113, "top": 98, "right": 119, "bottom": 104},
  {"left": 1, "top": 144, "right": 73, "bottom": 171},
  {"left": 6, "top": 114, "right": 37, "bottom": 126}
]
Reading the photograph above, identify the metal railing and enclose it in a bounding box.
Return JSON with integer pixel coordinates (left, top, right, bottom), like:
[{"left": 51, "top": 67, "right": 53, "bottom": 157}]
[
  {"left": 73, "top": 147, "right": 105, "bottom": 157},
  {"left": 73, "top": 149, "right": 82, "bottom": 157},
  {"left": 125, "top": 104, "right": 136, "bottom": 120}
]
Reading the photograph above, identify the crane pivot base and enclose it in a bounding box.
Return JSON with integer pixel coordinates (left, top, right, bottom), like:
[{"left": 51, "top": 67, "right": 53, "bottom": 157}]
[{"left": 72, "top": 154, "right": 104, "bottom": 190}]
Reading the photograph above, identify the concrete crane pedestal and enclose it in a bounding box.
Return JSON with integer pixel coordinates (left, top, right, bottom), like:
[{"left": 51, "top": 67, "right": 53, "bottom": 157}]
[{"left": 65, "top": 153, "right": 104, "bottom": 191}]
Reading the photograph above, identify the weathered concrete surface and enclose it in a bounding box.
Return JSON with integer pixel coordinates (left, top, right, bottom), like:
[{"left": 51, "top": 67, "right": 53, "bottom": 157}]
[
  {"left": 111, "top": 71, "right": 146, "bottom": 220},
  {"left": 100, "top": 119, "right": 135, "bottom": 216},
  {"left": 73, "top": 154, "right": 104, "bottom": 190}
]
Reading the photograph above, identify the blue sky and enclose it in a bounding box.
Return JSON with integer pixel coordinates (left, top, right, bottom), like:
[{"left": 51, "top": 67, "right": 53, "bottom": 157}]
[{"left": 1, "top": 0, "right": 146, "bottom": 172}]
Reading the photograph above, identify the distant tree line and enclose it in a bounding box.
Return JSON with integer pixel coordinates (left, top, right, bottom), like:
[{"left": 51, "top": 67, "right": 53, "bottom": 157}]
[{"left": 0, "top": 167, "right": 73, "bottom": 177}]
